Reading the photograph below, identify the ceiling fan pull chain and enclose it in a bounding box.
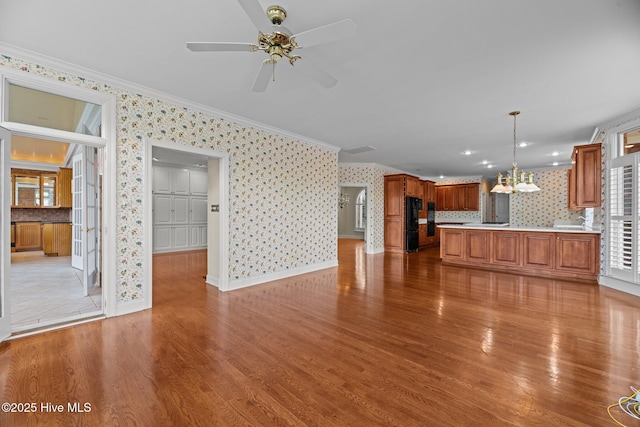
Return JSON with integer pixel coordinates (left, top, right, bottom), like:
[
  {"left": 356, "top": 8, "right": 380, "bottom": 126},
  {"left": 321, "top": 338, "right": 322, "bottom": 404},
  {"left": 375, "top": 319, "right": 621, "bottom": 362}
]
[{"left": 272, "top": 61, "right": 276, "bottom": 82}]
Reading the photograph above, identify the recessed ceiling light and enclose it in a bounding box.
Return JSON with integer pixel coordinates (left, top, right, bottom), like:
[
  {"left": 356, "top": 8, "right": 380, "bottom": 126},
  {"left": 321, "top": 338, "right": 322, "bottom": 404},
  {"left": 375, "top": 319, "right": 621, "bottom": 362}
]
[
  {"left": 462, "top": 150, "right": 472, "bottom": 155},
  {"left": 519, "top": 142, "right": 528, "bottom": 148},
  {"left": 152, "top": 157, "right": 159, "bottom": 161},
  {"left": 439, "top": 175, "right": 444, "bottom": 179},
  {"left": 481, "top": 160, "right": 488, "bottom": 165},
  {"left": 487, "top": 164, "right": 493, "bottom": 169},
  {"left": 552, "top": 162, "right": 559, "bottom": 166},
  {"left": 551, "top": 151, "right": 559, "bottom": 156}
]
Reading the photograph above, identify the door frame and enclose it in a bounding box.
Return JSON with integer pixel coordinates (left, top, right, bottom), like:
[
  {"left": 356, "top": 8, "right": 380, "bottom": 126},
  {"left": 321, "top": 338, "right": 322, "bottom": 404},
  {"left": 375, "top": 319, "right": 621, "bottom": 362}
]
[
  {"left": 338, "top": 183, "right": 372, "bottom": 254},
  {"left": 0, "top": 127, "right": 11, "bottom": 341},
  {"left": 0, "top": 69, "right": 117, "bottom": 321},
  {"left": 144, "top": 138, "right": 229, "bottom": 303}
]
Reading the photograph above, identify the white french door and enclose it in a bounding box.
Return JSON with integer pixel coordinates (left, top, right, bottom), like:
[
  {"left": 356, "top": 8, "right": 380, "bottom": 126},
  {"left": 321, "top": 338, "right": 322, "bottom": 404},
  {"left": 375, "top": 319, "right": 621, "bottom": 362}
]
[
  {"left": 72, "top": 152, "right": 83, "bottom": 270},
  {"left": 71, "top": 147, "right": 98, "bottom": 295},
  {"left": 0, "top": 127, "right": 12, "bottom": 342}
]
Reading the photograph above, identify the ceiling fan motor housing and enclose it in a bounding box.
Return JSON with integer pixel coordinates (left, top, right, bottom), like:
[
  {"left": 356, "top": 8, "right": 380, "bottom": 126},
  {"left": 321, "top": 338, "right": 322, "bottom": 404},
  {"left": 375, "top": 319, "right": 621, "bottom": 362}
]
[{"left": 266, "top": 5, "right": 286, "bottom": 25}]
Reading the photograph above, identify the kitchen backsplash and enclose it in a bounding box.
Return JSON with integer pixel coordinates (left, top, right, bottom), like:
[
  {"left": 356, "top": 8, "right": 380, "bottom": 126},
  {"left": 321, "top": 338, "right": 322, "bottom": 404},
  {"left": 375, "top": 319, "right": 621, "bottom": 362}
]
[{"left": 11, "top": 208, "right": 72, "bottom": 222}]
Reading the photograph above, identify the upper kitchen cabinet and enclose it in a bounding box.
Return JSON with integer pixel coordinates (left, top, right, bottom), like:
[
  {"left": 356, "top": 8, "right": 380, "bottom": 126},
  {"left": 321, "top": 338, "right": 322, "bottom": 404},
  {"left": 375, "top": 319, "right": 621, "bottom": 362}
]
[
  {"left": 11, "top": 169, "right": 64, "bottom": 208},
  {"left": 406, "top": 175, "right": 421, "bottom": 198},
  {"left": 57, "top": 167, "right": 72, "bottom": 208},
  {"left": 569, "top": 143, "right": 601, "bottom": 209},
  {"left": 435, "top": 183, "right": 479, "bottom": 211}
]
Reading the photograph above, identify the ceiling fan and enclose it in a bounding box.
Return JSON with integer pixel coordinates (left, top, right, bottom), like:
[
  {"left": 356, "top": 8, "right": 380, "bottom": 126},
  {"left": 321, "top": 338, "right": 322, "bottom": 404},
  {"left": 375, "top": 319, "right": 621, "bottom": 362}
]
[{"left": 187, "top": 0, "right": 356, "bottom": 92}]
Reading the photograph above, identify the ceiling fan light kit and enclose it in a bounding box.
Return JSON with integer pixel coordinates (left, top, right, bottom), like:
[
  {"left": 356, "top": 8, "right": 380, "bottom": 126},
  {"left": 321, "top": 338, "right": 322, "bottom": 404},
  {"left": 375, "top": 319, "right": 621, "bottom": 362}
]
[{"left": 186, "top": 1, "right": 356, "bottom": 92}]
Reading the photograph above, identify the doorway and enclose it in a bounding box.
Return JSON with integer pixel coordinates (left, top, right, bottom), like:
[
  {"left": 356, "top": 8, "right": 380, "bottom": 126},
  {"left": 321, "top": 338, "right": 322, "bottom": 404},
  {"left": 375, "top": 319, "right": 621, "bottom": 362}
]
[
  {"left": 0, "top": 69, "right": 116, "bottom": 340},
  {"left": 145, "top": 139, "right": 229, "bottom": 300},
  {"left": 337, "top": 184, "right": 372, "bottom": 253}
]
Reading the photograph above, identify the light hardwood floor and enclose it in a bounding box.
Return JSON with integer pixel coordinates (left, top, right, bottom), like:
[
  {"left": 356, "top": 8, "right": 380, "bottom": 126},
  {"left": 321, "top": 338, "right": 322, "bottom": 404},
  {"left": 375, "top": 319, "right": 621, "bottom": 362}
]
[
  {"left": 1, "top": 239, "right": 639, "bottom": 426},
  {"left": 10, "top": 251, "right": 102, "bottom": 331}
]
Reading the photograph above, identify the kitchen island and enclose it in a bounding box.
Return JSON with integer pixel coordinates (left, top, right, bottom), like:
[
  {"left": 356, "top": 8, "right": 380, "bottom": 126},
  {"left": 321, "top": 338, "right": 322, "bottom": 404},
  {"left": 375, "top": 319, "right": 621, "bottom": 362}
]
[{"left": 438, "top": 223, "right": 600, "bottom": 282}]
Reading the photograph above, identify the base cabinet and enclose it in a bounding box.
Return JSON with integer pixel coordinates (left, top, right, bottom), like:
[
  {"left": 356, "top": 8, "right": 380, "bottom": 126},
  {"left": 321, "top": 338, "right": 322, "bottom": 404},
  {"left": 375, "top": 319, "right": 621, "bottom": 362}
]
[
  {"left": 15, "top": 222, "right": 42, "bottom": 252},
  {"left": 43, "top": 223, "right": 72, "bottom": 256},
  {"left": 440, "top": 229, "right": 599, "bottom": 281},
  {"left": 153, "top": 226, "right": 189, "bottom": 252}
]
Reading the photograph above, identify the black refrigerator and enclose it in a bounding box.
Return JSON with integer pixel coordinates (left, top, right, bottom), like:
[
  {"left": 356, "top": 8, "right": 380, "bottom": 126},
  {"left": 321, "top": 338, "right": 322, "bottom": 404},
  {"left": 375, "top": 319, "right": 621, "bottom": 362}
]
[{"left": 405, "top": 196, "right": 422, "bottom": 252}]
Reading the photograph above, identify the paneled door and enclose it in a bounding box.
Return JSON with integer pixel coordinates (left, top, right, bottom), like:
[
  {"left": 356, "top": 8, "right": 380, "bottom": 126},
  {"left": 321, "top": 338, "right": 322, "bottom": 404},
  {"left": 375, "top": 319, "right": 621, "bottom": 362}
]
[
  {"left": 72, "top": 147, "right": 98, "bottom": 295},
  {"left": 0, "top": 127, "right": 12, "bottom": 342}
]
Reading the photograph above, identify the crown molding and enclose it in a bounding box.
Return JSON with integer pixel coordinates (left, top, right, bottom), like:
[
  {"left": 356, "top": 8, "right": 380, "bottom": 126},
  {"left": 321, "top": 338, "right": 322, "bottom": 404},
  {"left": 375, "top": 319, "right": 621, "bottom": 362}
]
[
  {"left": 338, "top": 162, "right": 406, "bottom": 173},
  {"left": 0, "top": 43, "right": 340, "bottom": 153}
]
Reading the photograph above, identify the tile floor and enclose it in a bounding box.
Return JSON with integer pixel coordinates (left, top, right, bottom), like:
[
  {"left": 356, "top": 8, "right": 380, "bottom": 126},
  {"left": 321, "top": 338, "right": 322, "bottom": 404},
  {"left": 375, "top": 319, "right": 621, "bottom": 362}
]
[{"left": 10, "top": 251, "right": 102, "bottom": 331}]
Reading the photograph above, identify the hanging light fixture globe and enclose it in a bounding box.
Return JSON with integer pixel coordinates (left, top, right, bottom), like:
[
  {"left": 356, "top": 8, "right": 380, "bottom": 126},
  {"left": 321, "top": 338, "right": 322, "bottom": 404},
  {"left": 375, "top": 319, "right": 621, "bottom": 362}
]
[{"left": 491, "top": 111, "right": 540, "bottom": 194}]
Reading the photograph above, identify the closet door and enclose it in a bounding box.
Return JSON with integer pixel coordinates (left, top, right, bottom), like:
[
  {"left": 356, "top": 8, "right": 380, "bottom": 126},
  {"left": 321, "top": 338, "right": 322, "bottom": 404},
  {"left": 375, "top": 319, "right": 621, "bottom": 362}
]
[{"left": 173, "top": 196, "right": 189, "bottom": 224}]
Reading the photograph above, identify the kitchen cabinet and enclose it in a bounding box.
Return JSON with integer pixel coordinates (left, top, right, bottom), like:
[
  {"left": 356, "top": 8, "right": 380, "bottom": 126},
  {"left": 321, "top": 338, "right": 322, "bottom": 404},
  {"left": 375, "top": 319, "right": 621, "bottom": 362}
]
[
  {"left": 57, "top": 167, "right": 73, "bottom": 208},
  {"left": 568, "top": 143, "right": 601, "bottom": 209},
  {"left": 43, "top": 223, "right": 72, "bottom": 256},
  {"left": 466, "top": 230, "right": 491, "bottom": 263},
  {"left": 439, "top": 226, "right": 600, "bottom": 281},
  {"left": 435, "top": 184, "right": 479, "bottom": 211},
  {"left": 15, "top": 222, "right": 42, "bottom": 251},
  {"left": 440, "top": 228, "right": 465, "bottom": 260},
  {"left": 189, "top": 170, "right": 208, "bottom": 196},
  {"left": 406, "top": 176, "right": 421, "bottom": 198},
  {"left": 522, "top": 232, "right": 554, "bottom": 269},
  {"left": 555, "top": 233, "right": 599, "bottom": 276},
  {"left": 419, "top": 224, "right": 427, "bottom": 247},
  {"left": 190, "top": 225, "right": 208, "bottom": 247},
  {"left": 492, "top": 231, "right": 521, "bottom": 267},
  {"left": 154, "top": 195, "right": 189, "bottom": 225}
]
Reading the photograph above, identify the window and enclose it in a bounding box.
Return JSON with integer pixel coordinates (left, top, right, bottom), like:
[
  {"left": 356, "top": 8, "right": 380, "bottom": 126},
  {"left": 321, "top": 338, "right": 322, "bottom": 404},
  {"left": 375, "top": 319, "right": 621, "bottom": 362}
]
[
  {"left": 608, "top": 126, "right": 640, "bottom": 284},
  {"left": 354, "top": 189, "right": 366, "bottom": 231}
]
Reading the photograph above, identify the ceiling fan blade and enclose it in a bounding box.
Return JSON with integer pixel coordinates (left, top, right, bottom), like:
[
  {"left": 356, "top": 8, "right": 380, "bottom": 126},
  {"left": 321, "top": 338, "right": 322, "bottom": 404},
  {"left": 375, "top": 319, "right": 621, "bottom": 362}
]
[
  {"left": 252, "top": 60, "right": 274, "bottom": 92},
  {"left": 293, "top": 57, "right": 337, "bottom": 89},
  {"left": 237, "top": 0, "right": 272, "bottom": 33},
  {"left": 293, "top": 19, "right": 357, "bottom": 48},
  {"left": 187, "top": 42, "right": 255, "bottom": 52}
]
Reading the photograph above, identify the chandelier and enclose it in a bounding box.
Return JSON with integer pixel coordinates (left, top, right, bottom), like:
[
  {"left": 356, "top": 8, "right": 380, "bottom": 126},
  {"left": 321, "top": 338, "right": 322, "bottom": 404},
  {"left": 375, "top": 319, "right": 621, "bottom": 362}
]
[
  {"left": 338, "top": 192, "right": 350, "bottom": 209},
  {"left": 490, "top": 111, "right": 540, "bottom": 193}
]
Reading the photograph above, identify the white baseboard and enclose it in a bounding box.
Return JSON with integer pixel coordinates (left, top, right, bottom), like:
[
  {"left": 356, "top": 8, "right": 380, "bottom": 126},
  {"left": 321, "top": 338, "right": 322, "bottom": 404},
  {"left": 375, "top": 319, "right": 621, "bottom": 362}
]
[
  {"left": 371, "top": 246, "right": 385, "bottom": 254},
  {"left": 225, "top": 260, "right": 338, "bottom": 292},
  {"left": 599, "top": 275, "right": 640, "bottom": 298},
  {"left": 206, "top": 274, "right": 219, "bottom": 288},
  {"left": 114, "top": 300, "right": 149, "bottom": 316},
  {"left": 338, "top": 234, "right": 364, "bottom": 239}
]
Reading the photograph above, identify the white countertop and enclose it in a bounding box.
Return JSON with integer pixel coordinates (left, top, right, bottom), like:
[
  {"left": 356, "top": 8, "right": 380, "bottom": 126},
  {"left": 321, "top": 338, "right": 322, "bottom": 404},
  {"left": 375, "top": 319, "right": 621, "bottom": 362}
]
[{"left": 437, "top": 223, "right": 601, "bottom": 234}]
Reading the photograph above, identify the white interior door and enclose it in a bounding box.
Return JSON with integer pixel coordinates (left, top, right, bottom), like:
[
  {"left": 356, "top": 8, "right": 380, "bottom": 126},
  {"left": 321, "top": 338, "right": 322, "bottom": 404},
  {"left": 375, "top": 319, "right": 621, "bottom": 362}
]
[
  {"left": 495, "top": 193, "right": 510, "bottom": 223},
  {"left": 83, "top": 146, "right": 97, "bottom": 295},
  {"left": 0, "top": 127, "right": 12, "bottom": 341},
  {"left": 72, "top": 151, "right": 84, "bottom": 270}
]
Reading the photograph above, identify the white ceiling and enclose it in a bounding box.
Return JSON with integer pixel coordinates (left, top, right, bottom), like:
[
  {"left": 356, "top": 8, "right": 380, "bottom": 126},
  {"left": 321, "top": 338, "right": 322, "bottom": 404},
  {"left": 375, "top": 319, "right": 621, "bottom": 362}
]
[{"left": 2, "top": 0, "right": 639, "bottom": 178}]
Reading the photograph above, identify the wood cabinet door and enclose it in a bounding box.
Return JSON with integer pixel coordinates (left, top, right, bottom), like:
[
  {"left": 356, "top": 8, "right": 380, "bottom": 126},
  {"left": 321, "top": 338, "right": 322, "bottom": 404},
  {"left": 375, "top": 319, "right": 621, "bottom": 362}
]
[
  {"left": 440, "top": 229, "right": 465, "bottom": 260},
  {"left": 555, "top": 233, "right": 599, "bottom": 275},
  {"left": 425, "top": 181, "right": 435, "bottom": 202},
  {"left": 463, "top": 184, "right": 480, "bottom": 211},
  {"left": 384, "top": 175, "right": 405, "bottom": 217},
  {"left": 384, "top": 217, "right": 404, "bottom": 252},
  {"left": 57, "top": 167, "right": 73, "bottom": 208},
  {"left": 522, "top": 232, "right": 555, "bottom": 269},
  {"left": 573, "top": 143, "right": 601, "bottom": 208},
  {"left": 435, "top": 186, "right": 446, "bottom": 210},
  {"left": 15, "top": 222, "right": 42, "bottom": 251},
  {"left": 406, "top": 176, "right": 420, "bottom": 197},
  {"left": 465, "top": 230, "right": 490, "bottom": 263},
  {"left": 419, "top": 224, "right": 427, "bottom": 247},
  {"left": 491, "top": 231, "right": 521, "bottom": 266},
  {"left": 418, "top": 181, "right": 427, "bottom": 218}
]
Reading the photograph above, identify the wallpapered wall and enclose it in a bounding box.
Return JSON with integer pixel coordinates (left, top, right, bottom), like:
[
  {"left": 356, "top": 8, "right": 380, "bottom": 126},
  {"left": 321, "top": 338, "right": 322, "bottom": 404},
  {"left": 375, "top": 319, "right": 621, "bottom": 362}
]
[
  {"left": 509, "top": 168, "right": 583, "bottom": 227},
  {"left": 338, "top": 164, "right": 398, "bottom": 252},
  {"left": 1, "top": 54, "right": 338, "bottom": 303}
]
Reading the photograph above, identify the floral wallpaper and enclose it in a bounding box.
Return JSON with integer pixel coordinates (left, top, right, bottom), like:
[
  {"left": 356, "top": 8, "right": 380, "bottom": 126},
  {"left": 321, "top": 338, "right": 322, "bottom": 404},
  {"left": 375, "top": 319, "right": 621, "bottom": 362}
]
[
  {"left": 509, "top": 168, "right": 583, "bottom": 227},
  {"left": 338, "top": 164, "right": 398, "bottom": 252},
  {"left": 1, "top": 53, "right": 338, "bottom": 303}
]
